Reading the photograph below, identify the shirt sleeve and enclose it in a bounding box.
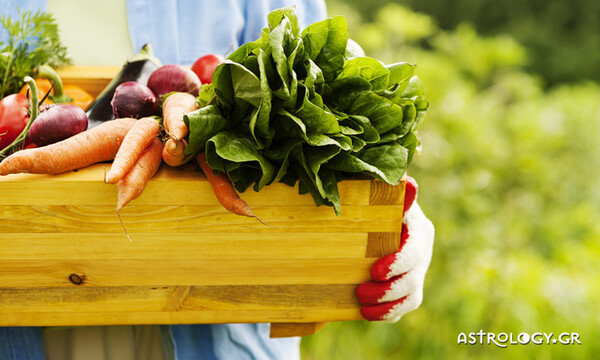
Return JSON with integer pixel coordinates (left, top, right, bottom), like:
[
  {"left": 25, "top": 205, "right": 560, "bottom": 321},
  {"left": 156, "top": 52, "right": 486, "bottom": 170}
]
[
  {"left": 167, "top": 324, "right": 301, "bottom": 360},
  {"left": 126, "top": 0, "right": 327, "bottom": 66}
]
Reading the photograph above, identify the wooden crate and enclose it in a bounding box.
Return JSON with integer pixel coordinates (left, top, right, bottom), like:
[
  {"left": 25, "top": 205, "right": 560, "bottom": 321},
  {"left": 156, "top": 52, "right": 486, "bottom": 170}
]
[{"left": 0, "top": 67, "right": 405, "bottom": 337}]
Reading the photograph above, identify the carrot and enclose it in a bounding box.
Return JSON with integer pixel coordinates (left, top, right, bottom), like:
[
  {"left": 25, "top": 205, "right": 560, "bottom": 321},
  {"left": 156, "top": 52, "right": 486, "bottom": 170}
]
[
  {"left": 196, "top": 152, "right": 268, "bottom": 225},
  {"left": 162, "top": 92, "right": 197, "bottom": 141},
  {"left": 116, "top": 137, "right": 163, "bottom": 211},
  {"left": 105, "top": 117, "right": 160, "bottom": 184},
  {"left": 162, "top": 137, "right": 187, "bottom": 167},
  {"left": 116, "top": 137, "right": 163, "bottom": 242},
  {"left": 0, "top": 118, "right": 137, "bottom": 175}
]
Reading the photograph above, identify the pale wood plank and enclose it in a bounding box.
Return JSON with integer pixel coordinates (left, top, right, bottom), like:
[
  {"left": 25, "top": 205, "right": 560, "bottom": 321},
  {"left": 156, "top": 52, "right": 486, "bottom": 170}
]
[
  {"left": 0, "top": 258, "right": 376, "bottom": 288},
  {"left": 0, "top": 232, "right": 368, "bottom": 260},
  {"left": 163, "top": 286, "right": 191, "bottom": 312},
  {"left": 0, "top": 284, "right": 363, "bottom": 327},
  {"left": 270, "top": 322, "right": 329, "bottom": 338},
  {"left": 57, "top": 65, "right": 121, "bottom": 80},
  {"left": 0, "top": 164, "right": 371, "bottom": 206},
  {"left": 0, "top": 286, "right": 170, "bottom": 313},
  {"left": 181, "top": 285, "right": 358, "bottom": 312},
  {"left": 0, "top": 205, "right": 402, "bottom": 233},
  {"left": 0, "top": 308, "right": 362, "bottom": 327},
  {"left": 0, "top": 285, "right": 359, "bottom": 314},
  {"left": 57, "top": 66, "right": 120, "bottom": 97}
]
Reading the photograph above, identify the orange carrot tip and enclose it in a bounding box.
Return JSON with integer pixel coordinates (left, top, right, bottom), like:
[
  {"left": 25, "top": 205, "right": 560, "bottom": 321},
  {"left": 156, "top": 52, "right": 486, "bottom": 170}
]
[
  {"left": 250, "top": 213, "right": 278, "bottom": 228},
  {"left": 117, "top": 209, "right": 133, "bottom": 243},
  {"left": 195, "top": 152, "right": 276, "bottom": 227},
  {"left": 115, "top": 138, "right": 163, "bottom": 241},
  {"left": 162, "top": 138, "right": 187, "bottom": 167}
]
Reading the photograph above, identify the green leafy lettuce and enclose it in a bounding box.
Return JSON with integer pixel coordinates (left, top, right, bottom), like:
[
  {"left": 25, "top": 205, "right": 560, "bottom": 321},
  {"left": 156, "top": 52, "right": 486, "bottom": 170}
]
[{"left": 184, "top": 7, "right": 428, "bottom": 215}]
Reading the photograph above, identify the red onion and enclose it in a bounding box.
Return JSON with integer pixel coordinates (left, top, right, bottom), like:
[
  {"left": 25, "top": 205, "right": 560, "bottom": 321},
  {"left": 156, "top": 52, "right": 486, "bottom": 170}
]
[
  {"left": 147, "top": 64, "right": 201, "bottom": 98},
  {"left": 28, "top": 104, "right": 88, "bottom": 146},
  {"left": 111, "top": 81, "right": 159, "bottom": 119}
]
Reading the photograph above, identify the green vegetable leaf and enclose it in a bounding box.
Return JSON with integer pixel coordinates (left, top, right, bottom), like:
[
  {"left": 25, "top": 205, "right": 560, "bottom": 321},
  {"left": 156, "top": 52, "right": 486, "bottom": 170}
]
[
  {"left": 227, "top": 39, "right": 263, "bottom": 64},
  {"left": 269, "top": 16, "right": 294, "bottom": 102},
  {"left": 386, "top": 62, "right": 416, "bottom": 87},
  {"left": 205, "top": 131, "right": 276, "bottom": 191},
  {"left": 401, "top": 75, "right": 426, "bottom": 98},
  {"left": 267, "top": 6, "right": 300, "bottom": 36},
  {"left": 303, "top": 59, "right": 325, "bottom": 95},
  {"left": 183, "top": 104, "right": 229, "bottom": 158},
  {"left": 302, "top": 16, "right": 348, "bottom": 82},
  {"left": 0, "top": 9, "right": 71, "bottom": 98},
  {"left": 327, "top": 142, "right": 408, "bottom": 185},
  {"left": 295, "top": 84, "right": 341, "bottom": 134},
  {"left": 213, "top": 61, "right": 262, "bottom": 110},
  {"left": 184, "top": 7, "right": 428, "bottom": 215},
  {"left": 338, "top": 57, "right": 390, "bottom": 92},
  {"left": 348, "top": 92, "right": 405, "bottom": 135}
]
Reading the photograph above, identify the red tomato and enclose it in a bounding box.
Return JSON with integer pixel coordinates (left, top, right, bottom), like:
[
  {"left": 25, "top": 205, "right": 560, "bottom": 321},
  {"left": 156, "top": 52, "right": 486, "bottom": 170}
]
[
  {"left": 0, "top": 94, "right": 30, "bottom": 151},
  {"left": 191, "top": 54, "right": 226, "bottom": 84}
]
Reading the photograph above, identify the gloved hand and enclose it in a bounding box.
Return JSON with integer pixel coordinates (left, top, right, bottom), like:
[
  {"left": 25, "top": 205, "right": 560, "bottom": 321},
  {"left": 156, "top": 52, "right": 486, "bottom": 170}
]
[{"left": 356, "top": 176, "right": 435, "bottom": 322}]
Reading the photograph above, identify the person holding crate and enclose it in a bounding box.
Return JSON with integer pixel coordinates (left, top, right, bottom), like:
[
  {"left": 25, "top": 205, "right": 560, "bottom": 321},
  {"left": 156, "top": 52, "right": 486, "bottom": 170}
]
[{"left": 0, "top": 0, "right": 435, "bottom": 359}]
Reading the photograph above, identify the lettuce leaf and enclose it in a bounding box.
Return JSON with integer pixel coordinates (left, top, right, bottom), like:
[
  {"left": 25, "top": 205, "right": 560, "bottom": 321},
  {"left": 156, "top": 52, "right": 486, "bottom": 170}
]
[{"left": 185, "top": 6, "right": 428, "bottom": 215}]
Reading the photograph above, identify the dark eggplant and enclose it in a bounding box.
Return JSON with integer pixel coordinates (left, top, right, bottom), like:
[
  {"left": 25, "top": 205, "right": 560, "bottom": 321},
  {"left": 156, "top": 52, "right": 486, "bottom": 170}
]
[{"left": 85, "top": 43, "right": 162, "bottom": 128}]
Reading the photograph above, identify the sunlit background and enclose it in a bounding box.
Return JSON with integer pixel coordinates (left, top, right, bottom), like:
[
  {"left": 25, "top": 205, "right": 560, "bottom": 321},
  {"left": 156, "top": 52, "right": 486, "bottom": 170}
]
[{"left": 301, "top": 0, "right": 600, "bottom": 358}]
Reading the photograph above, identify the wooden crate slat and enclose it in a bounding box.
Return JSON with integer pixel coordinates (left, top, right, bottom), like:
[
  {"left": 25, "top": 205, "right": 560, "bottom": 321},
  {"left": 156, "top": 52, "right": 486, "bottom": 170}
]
[
  {"left": 0, "top": 232, "right": 368, "bottom": 260},
  {"left": 0, "top": 204, "right": 401, "bottom": 233},
  {"left": 0, "top": 285, "right": 359, "bottom": 316},
  {"left": 0, "top": 309, "right": 361, "bottom": 327},
  {"left": 0, "top": 164, "right": 371, "bottom": 206},
  {"left": 56, "top": 65, "right": 121, "bottom": 97},
  {"left": 0, "top": 258, "right": 375, "bottom": 288}
]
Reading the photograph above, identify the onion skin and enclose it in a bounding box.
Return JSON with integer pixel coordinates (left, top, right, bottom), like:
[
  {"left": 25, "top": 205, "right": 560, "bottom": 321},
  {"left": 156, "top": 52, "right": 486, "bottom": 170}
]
[
  {"left": 85, "top": 43, "right": 161, "bottom": 129},
  {"left": 28, "top": 104, "right": 88, "bottom": 147},
  {"left": 147, "top": 64, "right": 201, "bottom": 98},
  {"left": 111, "top": 81, "right": 159, "bottom": 119}
]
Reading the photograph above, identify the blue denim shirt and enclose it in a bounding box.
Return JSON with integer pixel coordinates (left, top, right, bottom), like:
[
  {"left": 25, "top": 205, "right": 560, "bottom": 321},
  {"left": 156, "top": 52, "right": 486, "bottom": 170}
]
[
  {"left": 0, "top": 0, "right": 325, "bottom": 359},
  {"left": 126, "top": 0, "right": 327, "bottom": 65}
]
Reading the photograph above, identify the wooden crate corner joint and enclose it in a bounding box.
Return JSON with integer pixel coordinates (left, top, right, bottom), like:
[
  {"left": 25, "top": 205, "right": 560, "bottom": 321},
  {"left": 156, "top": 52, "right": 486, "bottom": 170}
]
[{"left": 271, "top": 178, "right": 406, "bottom": 337}]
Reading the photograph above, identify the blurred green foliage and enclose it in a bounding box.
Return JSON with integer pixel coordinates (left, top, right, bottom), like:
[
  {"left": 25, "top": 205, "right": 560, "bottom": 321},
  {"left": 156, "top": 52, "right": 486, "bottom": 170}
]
[
  {"left": 336, "top": 0, "right": 600, "bottom": 86},
  {"left": 300, "top": 2, "right": 600, "bottom": 359}
]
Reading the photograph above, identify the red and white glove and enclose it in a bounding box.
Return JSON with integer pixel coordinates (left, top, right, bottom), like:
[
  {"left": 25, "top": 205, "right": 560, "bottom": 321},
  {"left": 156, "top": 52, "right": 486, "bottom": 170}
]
[{"left": 357, "top": 176, "right": 435, "bottom": 322}]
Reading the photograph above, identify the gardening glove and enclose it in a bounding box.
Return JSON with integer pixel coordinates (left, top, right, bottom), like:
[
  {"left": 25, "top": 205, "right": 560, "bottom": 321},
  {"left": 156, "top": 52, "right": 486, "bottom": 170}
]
[{"left": 356, "top": 176, "right": 434, "bottom": 322}]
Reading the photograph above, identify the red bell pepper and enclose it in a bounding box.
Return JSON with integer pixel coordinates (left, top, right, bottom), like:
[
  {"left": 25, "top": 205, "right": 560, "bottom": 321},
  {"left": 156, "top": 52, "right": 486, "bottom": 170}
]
[{"left": 18, "top": 65, "right": 94, "bottom": 110}]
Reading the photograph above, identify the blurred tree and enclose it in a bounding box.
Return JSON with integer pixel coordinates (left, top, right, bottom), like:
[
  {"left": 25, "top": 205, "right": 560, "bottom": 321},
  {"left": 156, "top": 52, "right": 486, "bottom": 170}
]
[
  {"left": 301, "top": 2, "right": 600, "bottom": 359},
  {"left": 332, "top": 0, "right": 600, "bottom": 86}
]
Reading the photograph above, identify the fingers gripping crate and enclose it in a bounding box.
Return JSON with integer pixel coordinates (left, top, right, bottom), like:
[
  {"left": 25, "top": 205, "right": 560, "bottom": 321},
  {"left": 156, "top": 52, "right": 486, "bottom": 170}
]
[{"left": 0, "top": 67, "right": 406, "bottom": 337}]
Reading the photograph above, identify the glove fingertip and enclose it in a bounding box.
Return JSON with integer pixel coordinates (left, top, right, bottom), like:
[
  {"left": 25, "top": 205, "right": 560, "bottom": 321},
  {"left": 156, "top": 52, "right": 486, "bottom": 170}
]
[
  {"left": 356, "top": 282, "right": 381, "bottom": 306},
  {"left": 371, "top": 253, "right": 396, "bottom": 281},
  {"left": 360, "top": 306, "right": 386, "bottom": 321},
  {"left": 360, "top": 298, "right": 406, "bottom": 322}
]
